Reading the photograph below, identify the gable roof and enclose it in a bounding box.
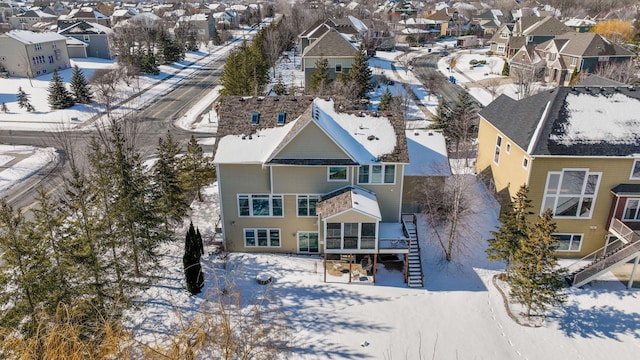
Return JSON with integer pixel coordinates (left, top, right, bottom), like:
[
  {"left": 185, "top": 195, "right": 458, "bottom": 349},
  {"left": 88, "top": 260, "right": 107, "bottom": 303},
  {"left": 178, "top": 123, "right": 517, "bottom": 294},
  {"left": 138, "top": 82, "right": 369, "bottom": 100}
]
[
  {"left": 302, "top": 28, "right": 359, "bottom": 58},
  {"left": 522, "top": 16, "right": 570, "bottom": 37},
  {"left": 554, "top": 32, "right": 633, "bottom": 57},
  {"left": 317, "top": 186, "right": 382, "bottom": 220},
  {"left": 59, "top": 20, "right": 112, "bottom": 35},
  {"left": 214, "top": 97, "right": 409, "bottom": 165},
  {"left": 3, "top": 29, "right": 67, "bottom": 44},
  {"left": 480, "top": 87, "right": 640, "bottom": 156}
]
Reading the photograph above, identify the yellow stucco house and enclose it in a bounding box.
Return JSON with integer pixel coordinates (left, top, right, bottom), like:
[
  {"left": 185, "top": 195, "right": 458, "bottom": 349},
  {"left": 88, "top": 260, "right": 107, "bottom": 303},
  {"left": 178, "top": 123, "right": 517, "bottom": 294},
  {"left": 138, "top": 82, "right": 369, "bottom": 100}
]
[
  {"left": 212, "top": 96, "right": 450, "bottom": 287},
  {"left": 476, "top": 86, "right": 640, "bottom": 287}
]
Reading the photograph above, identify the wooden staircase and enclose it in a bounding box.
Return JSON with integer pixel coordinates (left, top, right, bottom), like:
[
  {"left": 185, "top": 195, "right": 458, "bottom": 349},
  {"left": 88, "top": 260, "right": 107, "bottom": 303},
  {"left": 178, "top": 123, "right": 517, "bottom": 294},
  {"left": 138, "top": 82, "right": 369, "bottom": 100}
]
[
  {"left": 566, "top": 218, "right": 640, "bottom": 287},
  {"left": 402, "top": 214, "right": 424, "bottom": 288}
]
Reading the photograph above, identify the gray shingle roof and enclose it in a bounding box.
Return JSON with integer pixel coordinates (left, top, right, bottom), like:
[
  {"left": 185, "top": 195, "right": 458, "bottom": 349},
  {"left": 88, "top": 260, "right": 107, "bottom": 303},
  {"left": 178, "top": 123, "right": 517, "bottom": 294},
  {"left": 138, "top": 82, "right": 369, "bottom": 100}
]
[
  {"left": 611, "top": 184, "right": 640, "bottom": 196},
  {"left": 302, "top": 28, "right": 358, "bottom": 58},
  {"left": 555, "top": 32, "right": 633, "bottom": 57},
  {"left": 480, "top": 86, "right": 640, "bottom": 156}
]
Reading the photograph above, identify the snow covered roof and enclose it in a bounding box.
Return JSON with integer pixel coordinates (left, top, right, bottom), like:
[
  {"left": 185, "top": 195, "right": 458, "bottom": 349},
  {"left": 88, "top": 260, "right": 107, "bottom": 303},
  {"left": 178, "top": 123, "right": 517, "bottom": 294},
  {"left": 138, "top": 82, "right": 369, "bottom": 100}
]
[
  {"left": 4, "top": 29, "right": 67, "bottom": 44},
  {"left": 213, "top": 97, "right": 408, "bottom": 165},
  {"left": 347, "top": 15, "right": 367, "bottom": 33},
  {"left": 480, "top": 87, "right": 640, "bottom": 157},
  {"left": 59, "top": 21, "right": 113, "bottom": 35},
  {"left": 317, "top": 186, "right": 382, "bottom": 220},
  {"left": 405, "top": 130, "right": 450, "bottom": 176}
]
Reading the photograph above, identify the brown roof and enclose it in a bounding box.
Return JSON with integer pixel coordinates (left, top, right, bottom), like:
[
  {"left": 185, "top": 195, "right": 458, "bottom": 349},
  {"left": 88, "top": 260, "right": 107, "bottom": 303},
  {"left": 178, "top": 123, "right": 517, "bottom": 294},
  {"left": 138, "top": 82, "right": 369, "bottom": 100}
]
[
  {"left": 302, "top": 28, "right": 358, "bottom": 58},
  {"left": 555, "top": 32, "right": 633, "bottom": 57}
]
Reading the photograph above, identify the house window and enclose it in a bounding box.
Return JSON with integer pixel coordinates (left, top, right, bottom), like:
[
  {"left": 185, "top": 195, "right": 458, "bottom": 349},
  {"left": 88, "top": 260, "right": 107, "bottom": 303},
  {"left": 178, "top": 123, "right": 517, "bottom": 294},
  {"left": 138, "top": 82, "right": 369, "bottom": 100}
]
[
  {"left": 571, "top": 57, "right": 577, "bottom": 66},
  {"left": 542, "top": 169, "right": 601, "bottom": 218},
  {"left": 325, "top": 222, "right": 377, "bottom": 250},
  {"left": 52, "top": 42, "right": 57, "bottom": 49},
  {"left": 630, "top": 159, "right": 640, "bottom": 179},
  {"left": 522, "top": 157, "right": 529, "bottom": 169},
  {"left": 83, "top": 35, "right": 90, "bottom": 42},
  {"left": 623, "top": 199, "right": 640, "bottom": 221},
  {"left": 237, "top": 194, "right": 283, "bottom": 217},
  {"left": 297, "top": 195, "right": 319, "bottom": 217},
  {"left": 335, "top": 63, "right": 342, "bottom": 72},
  {"left": 548, "top": 53, "right": 556, "bottom": 61},
  {"left": 361, "top": 223, "right": 376, "bottom": 249},
  {"left": 499, "top": 32, "right": 508, "bottom": 39},
  {"left": 35, "top": 43, "right": 42, "bottom": 51},
  {"left": 328, "top": 166, "right": 348, "bottom": 181},
  {"left": 251, "top": 112, "right": 260, "bottom": 125},
  {"left": 244, "top": 228, "right": 280, "bottom": 247},
  {"left": 326, "top": 223, "right": 342, "bottom": 249},
  {"left": 493, "top": 135, "right": 502, "bottom": 164},
  {"left": 277, "top": 111, "right": 286, "bottom": 125},
  {"left": 48, "top": 55, "right": 53, "bottom": 64},
  {"left": 298, "top": 232, "right": 319, "bottom": 253},
  {"left": 554, "top": 233, "right": 582, "bottom": 252},
  {"left": 358, "top": 164, "right": 395, "bottom": 184},
  {"left": 505, "top": 142, "right": 511, "bottom": 154},
  {"left": 497, "top": 45, "right": 505, "bottom": 52}
]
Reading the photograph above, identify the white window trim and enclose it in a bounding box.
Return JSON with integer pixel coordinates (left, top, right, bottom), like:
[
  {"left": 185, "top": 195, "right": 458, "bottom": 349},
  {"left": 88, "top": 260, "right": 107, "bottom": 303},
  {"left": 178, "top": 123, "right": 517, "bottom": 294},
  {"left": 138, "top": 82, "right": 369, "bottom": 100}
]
[
  {"left": 244, "top": 228, "right": 281, "bottom": 248},
  {"left": 505, "top": 142, "right": 511, "bottom": 154},
  {"left": 542, "top": 168, "right": 601, "bottom": 219},
  {"left": 493, "top": 135, "right": 502, "bottom": 164},
  {"left": 522, "top": 157, "right": 529, "bottom": 169},
  {"left": 553, "top": 233, "right": 583, "bottom": 252},
  {"left": 296, "top": 194, "right": 320, "bottom": 217},
  {"left": 327, "top": 166, "right": 349, "bottom": 182},
  {"left": 629, "top": 159, "right": 640, "bottom": 180},
  {"left": 325, "top": 222, "right": 377, "bottom": 250},
  {"left": 357, "top": 164, "right": 396, "bottom": 185},
  {"left": 622, "top": 198, "right": 640, "bottom": 221},
  {"left": 237, "top": 194, "right": 283, "bottom": 217},
  {"left": 297, "top": 231, "right": 319, "bottom": 253}
]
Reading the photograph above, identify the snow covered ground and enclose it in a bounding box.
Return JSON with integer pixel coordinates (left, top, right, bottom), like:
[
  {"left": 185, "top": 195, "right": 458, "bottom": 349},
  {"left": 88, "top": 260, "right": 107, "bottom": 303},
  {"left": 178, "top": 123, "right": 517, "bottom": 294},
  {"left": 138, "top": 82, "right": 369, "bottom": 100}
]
[{"left": 124, "top": 178, "right": 640, "bottom": 359}]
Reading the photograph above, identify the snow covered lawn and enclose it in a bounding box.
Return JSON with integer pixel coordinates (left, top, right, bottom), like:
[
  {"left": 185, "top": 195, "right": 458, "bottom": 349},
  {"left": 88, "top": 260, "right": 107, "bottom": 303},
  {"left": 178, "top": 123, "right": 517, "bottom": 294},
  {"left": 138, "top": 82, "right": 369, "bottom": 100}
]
[{"left": 125, "top": 179, "right": 640, "bottom": 359}]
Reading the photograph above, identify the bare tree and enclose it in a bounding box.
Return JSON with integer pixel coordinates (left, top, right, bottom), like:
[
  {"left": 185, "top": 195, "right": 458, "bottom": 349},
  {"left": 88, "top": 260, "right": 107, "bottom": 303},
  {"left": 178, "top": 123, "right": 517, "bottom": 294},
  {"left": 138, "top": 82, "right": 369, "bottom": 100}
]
[
  {"left": 485, "top": 77, "right": 502, "bottom": 100},
  {"left": 593, "top": 60, "right": 639, "bottom": 85},
  {"left": 511, "top": 66, "right": 538, "bottom": 100},
  {"left": 91, "top": 69, "right": 123, "bottom": 116},
  {"left": 415, "top": 174, "right": 479, "bottom": 262},
  {"left": 261, "top": 26, "right": 285, "bottom": 78},
  {"left": 418, "top": 72, "right": 444, "bottom": 101}
]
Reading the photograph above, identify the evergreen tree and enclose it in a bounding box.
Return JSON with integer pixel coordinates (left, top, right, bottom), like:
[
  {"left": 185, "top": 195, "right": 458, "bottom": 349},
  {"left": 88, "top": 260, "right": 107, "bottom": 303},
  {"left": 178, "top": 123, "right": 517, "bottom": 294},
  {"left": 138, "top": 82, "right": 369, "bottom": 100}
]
[
  {"left": 0, "top": 199, "right": 54, "bottom": 334},
  {"left": 510, "top": 209, "right": 566, "bottom": 318},
  {"left": 154, "top": 131, "right": 188, "bottom": 229},
  {"left": 308, "top": 57, "right": 331, "bottom": 94},
  {"left": 70, "top": 65, "right": 93, "bottom": 104},
  {"left": 140, "top": 52, "right": 159, "bottom": 75},
  {"left": 1, "top": 102, "right": 8, "bottom": 113},
  {"left": 378, "top": 87, "right": 393, "bottom": 110},
  {"left": 487, "top": 186, "right": 533, "bottom": 273},
  {"left": 183, "top": 222, "right": 204, "bottom": 295},
  {"left": 273, "top": 74, "right": 288, "bottom": 95},
  {"left": 17, "top": 86, "right": 34, "bottom": 111},
  {"left": 180, "top": 135, "right": 216, "bottom": 202},
  {"left": 502, "top": 61, "right": 510, "bottom": 76},
  {"left": 220, "top": 41, "right": 269, "bottom": 96},
  {"left": 47, "top": 69, "right": 75, "bottom": 110},
  {"left": 347, "top": 46, "right": 373, "bottom": 99}
]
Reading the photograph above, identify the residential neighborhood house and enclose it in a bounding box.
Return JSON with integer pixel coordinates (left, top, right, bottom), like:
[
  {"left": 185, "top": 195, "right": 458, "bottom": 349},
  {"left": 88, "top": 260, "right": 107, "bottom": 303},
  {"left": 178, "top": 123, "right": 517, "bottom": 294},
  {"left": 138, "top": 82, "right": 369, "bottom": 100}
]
[{"left": 0, "top": 29, "right": 71, "bottom": 77}]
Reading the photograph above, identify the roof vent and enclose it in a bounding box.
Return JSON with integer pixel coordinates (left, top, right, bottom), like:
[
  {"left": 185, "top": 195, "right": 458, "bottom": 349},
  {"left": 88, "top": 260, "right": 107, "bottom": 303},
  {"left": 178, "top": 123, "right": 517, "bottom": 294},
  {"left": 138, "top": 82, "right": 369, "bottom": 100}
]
[
  {"left": 629, "top": 86, "right": 636, "bottom": 91},
  {"left": 570, "top": 86, "right": 576, "bottom": 91},
  {"left": 372, "top": 112, "right": 379, "bottom": 117},
  {"left": 273, "top": 98, "right": 279, "bottom": 101},
  {"left": 585, "top": 86, "right": 591, "bottom": 92},
  {"left": 325, "top": 97, "right": 331, "bottom": 101},
  {"left": 414, "top": 132, "right": 420, "bottom": 136},
  {"left": 367, "top": 135, "right": 376, "bottom": 141},
  {"left": 290, "top": 98, "right": 298, "bottom": 102},
  {"left": 257, "top": 96, "right": 264, "bottom": 101},
  {"left": 239, "top": 98, "right": 245, "bottom": 102},
  {"left": 242, "top": 135, "right": 246, "bottom": 140},
  {"left": 428, "top": 132, "right": 433, "bottom": 136}
]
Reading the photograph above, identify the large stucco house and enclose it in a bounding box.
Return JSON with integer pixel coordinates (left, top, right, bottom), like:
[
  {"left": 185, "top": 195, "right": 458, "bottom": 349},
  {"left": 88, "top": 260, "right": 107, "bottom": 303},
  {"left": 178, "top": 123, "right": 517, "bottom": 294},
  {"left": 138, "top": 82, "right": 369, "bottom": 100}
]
[
  {"left": 213, "top": 96, "right": 450, "bottom": 287},
  {"left": 476, "top": 86, "right": 640, "bottom": 287},
  {"left": 0, "top": 30, "right": 71, "bottom": 77}
]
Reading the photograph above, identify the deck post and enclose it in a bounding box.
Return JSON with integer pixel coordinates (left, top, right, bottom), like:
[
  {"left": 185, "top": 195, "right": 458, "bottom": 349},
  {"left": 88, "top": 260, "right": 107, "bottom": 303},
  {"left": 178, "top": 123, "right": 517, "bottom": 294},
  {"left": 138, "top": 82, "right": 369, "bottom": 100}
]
[
  {"left": 373, "top": 253, "right": 377, "bottom": 283},
  {"left": 628, "top": 255, "right": 640, "bottom": 289},
  {"left": 404, "top": 253, "right": 409, "bottom": 283},
  {"left": 349, "top": 253, "right": 353, "bottom": 283},
  {"left": 323, "top": 253, "right": 327, "bottom": 283}
]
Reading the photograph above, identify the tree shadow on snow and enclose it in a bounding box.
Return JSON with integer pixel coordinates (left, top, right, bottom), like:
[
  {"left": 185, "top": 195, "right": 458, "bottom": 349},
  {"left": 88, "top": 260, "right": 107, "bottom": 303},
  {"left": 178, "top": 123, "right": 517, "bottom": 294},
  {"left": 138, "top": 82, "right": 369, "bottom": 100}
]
[{"left": 552, "top": 300, "right": 640, "bottom": 340}]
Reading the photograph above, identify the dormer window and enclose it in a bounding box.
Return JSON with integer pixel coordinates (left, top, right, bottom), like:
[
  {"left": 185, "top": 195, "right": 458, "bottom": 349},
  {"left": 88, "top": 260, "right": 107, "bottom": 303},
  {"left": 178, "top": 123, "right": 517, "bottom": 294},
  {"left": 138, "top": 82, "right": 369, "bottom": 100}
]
[
  {"left": 277, "top": 111, "right": 286, "bottom": 125},
  {"left": 251, "top": 112, "right": 260, "bottom": 125}
]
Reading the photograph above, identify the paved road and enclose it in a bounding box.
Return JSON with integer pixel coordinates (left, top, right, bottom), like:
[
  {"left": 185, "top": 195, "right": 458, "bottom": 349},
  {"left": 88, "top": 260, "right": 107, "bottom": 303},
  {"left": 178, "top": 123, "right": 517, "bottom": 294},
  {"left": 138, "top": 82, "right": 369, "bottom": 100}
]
[
  {"left": 412, "top": 53, "right": 465, "bottom": 105},
  {"left": 0, "top": 55, "right": 226, "bottom": 210}
]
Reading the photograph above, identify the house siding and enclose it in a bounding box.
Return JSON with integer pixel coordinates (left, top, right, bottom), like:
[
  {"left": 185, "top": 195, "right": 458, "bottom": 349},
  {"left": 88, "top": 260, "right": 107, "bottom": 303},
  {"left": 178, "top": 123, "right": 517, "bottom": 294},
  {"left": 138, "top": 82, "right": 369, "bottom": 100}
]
[
  {"left": 528, "top": 157, "right": 640, "bottom": 256},
  {"left": 0, "top": 36, "right": 70, "bottom": 77},
  {"left": 273, "top": 121, "right": 350, "bottom": 160}
]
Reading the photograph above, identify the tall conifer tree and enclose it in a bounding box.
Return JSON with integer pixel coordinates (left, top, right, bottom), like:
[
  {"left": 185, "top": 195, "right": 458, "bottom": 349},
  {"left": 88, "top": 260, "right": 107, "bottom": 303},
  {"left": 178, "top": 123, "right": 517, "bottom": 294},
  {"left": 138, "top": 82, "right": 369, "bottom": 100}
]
[{"left": 47, "top": 69, "right": 75, "bottom": 110}]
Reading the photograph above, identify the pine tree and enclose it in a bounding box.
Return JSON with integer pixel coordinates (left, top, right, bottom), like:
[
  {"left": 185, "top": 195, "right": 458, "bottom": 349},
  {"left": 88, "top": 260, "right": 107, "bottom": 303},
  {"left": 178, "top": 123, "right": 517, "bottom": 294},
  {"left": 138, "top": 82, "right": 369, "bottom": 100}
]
[
  {"left": 308, "top": 57, "right": 331, "bottom": 95},
  {"left": 502, "top": 61, "right": 510, "bottom": 76},
  {"left": 140, "top": 52, "right": 159, "bottom": 75},
  {"left": 220, "top": 41, "right": 269, "bottom": 96},
  {"left": 154, "top": 131, "right": 188, "bottom": 229},
  {"left": 70, "top": 65, "right": 93, "bottom": 104},
  {"left": 348, "top": 45, "right": 373, "bottom": 99},
  {"left": 1, "top": 102, "right": 8, "bottom": 113},
  {"left": 273, "top": 74, "right": 288, "bottom": 95},
  {"left": 510, "top": 209, "right": 566, "bottom": 318},
  {"left": 48, "top": 69, "right": 75, "bottom": 110},
  {"left": 0, "top": 199, "right": 54, "bottom": 334},
  {"left": 17, "top": 86, "right": 33, "bottom": 111},
  {"left": 378, "top": 87, "right": 393, "bottom": 110},
  {"left": 184, "top": 222, "right": 204, "bottom": 295},
  {"left": 180, "top": 135, "right": 216, "bottom": 202},
  {"left": 487, "top": 186, "right": 533, "bottom": 274}
]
